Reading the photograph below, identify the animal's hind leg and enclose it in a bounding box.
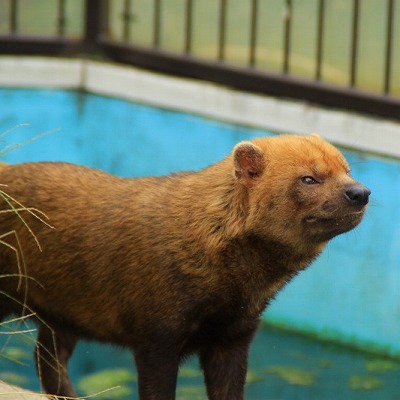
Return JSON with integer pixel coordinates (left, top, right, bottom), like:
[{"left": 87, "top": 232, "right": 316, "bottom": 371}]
[
  {"left": 35, "top": 322, "right": 78, "bottom": 397},
  {"left": 0, "top": 298, "right": 12, "bottom": 323},
  {"left": 0, "top": 295, "right": 21, "bottom": 326}
]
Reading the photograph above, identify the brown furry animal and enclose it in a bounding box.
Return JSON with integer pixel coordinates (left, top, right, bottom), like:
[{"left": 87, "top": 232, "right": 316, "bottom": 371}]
[{"left": 0, "top": 134, "right": 369, "bottom": 400}]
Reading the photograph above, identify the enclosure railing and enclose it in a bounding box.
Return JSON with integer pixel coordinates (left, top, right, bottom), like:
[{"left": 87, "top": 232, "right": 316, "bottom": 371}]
[{"left": 0, "top": 0, "right": 399, "bottom": 121}]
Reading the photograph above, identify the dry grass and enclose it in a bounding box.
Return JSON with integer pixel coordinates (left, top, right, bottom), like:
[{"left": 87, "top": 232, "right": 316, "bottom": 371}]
[
  {"left": 0, "top": 126, "right": 127, "bottom": 400},
  {"left": 0, "top": 126, "right": 68, "bottom": 398}
]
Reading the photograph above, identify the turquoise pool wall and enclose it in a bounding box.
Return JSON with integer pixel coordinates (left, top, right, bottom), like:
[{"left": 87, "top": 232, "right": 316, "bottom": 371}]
[
  {"left": 0, "top": 89, "right": 264, "bottom": 175},
  {"left": 0, "top": 88, "right": 399, "bottom": 356}
]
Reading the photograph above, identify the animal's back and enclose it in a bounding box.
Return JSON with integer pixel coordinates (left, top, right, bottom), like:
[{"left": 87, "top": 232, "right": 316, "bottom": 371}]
[{"left": 0, "top": 162, "right": 180, "bottom": 342}]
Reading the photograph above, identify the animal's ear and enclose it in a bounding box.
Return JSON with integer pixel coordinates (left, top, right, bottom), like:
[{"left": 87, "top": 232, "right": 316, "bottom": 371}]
[
  {"left": 233, "top": 141, "right": 265, "bottom": 183},
  {"left": 310, "top": 133, "right": 322, "bottom": 139}
]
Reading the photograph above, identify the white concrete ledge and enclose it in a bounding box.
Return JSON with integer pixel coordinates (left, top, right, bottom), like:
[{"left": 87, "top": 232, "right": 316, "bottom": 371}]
[
  {"left": 0, "top": 57, "right": 82, "bottom": 88},
  {"left": 0, "top": 381, "right": 47, "bottom": 400},
  {"left": 1, "top": 56, "right": 400, "bottom": 158}
]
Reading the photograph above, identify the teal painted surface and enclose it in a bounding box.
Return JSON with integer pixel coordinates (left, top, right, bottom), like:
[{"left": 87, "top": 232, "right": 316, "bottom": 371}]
[
  {"left": 0, "top": 88, "right": 399, "bottom": 357},
  {"left": 0, "top": 88, "right": 265, "bottom": 176},
  {"left": 3, "top": 323, "right": 400, "bottom": 399}
]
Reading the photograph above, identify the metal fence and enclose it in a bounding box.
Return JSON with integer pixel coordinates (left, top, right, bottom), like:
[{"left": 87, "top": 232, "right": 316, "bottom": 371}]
[{"left": 1, "top": 0, "right": 399, "bottom": 121}]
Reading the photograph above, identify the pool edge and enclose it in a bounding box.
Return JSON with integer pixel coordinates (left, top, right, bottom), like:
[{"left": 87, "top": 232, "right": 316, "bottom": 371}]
[{"left": 0, "top": 55, "right": 399, "bottom": 159}]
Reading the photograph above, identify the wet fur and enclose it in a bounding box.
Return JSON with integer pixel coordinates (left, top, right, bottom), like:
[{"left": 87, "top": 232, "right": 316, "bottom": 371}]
[{"left": 0, "top": 134, "right": 369, "bottom": 400}]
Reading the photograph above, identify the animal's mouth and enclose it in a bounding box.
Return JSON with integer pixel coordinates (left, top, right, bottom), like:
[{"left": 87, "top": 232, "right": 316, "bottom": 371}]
[
  {"left": 304, "top": 216, "right": 322, "bottom": 224},
  {"left": 303, "top": 209, "right": 367, "bottom": 241},
  {"left": 304, "top": 209, "right": 366, "bottom": 225}
]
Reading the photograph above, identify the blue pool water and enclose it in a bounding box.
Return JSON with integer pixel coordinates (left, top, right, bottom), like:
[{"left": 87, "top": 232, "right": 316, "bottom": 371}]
[
  {"left": 0, "top": 88, "right": 268, "bottom": 176},
  {"left": 0, "top": 87, "right": 400, "bottom": 399}
]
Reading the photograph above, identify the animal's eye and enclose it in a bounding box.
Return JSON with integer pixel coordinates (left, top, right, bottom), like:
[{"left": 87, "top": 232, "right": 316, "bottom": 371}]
[{"left": 301, "top": 176, "right": 318, "bottom": 185}]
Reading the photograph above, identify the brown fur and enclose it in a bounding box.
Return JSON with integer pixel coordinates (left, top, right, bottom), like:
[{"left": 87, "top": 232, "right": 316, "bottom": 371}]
[{"left": 0, "top": 134, "right": 369, "bottom": 400}]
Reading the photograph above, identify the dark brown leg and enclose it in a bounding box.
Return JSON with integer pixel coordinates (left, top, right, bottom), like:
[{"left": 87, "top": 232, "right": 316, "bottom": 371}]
[
  {"left": 199, "top": 337, "right": 252, "bottom": 400},
  {"left": 35, "top": 322, "right": 78, "bottom": 397},
  {"left": 134, "top": 346, "right": 179, "bottom": 400}
]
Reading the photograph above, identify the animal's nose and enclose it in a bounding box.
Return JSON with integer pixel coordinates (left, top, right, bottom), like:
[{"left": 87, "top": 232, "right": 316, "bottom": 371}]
[{"left": 344, "top": 185, "right": 371, "bottom": 206}]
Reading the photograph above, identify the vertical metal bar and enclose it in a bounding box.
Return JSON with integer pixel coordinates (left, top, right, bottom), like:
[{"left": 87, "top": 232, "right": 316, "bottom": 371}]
[
  {"left": 249, "top": 0, "right": 258, "bottom": 67},
  {"left": 122, "top": 0, "right": 131, "bottom": 42},
  {"left": 350, "top": 0, "right": 360, "bottom": 88},
  {"left": 283, "top": 0, "right": 292, "bottom": 74},
  {"left": 10, "top": 0, "right": 18, "bottom": 34},
  {"left": 57, "top": 0, "right": 66, "bottom": 36},
  {"left": 153, "top": 0, "right": 161, "bottom": 48},
  {"left": 315, "top": 0, "right": 325, "bottom": 80},
  {"left": 184, "top": 0, "right": 193, "bottom": 54},
  {"left": 218, "top": 0, "right": 227, "bottom": 61},
  {"left": 102, "top": 0, "right": 110, "bottom": 38},
  {"left": 384, "top": 0, "right": 394, "bottom": 95},
  {"left": 84, "top": 0, "right": 103, "bottom": 51}
]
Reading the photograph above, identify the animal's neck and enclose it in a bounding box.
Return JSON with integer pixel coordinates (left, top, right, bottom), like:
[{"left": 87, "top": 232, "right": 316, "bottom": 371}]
[
  {"left": 181, "top": 163, "right": 249, "bottom": 253},
  {"left": 242, "top": 234, "right": 320, "bottom": 268},
  {"left": 220, "top": 234, "right": 323, "bottom": 317}
]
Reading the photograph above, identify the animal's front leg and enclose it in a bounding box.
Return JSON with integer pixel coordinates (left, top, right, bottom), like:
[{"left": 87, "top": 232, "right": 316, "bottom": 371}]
[
  {"left": 134, "top": 346, "right": 179, "bottom": 400},
  {"left": 35, "top": 323, "right": 78, "bottom": 397},
  {"left": 199, "top": 338, "right": 252, "bottom": 400}
]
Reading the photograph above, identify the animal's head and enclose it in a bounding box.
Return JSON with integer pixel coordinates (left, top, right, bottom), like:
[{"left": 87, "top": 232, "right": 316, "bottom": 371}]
[{"left": 232, "top": 134, "right": 370, "bottom": 250}]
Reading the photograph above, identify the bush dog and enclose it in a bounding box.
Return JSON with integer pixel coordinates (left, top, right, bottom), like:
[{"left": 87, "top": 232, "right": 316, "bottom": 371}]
[{"left": 0, "top": 134, "right": 370, "bottom": 400}]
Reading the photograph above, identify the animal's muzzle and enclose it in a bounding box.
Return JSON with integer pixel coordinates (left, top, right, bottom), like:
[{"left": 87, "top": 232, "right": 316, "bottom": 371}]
[{"left": 344, "top": 185, "right": 371, "bottom": 206}]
